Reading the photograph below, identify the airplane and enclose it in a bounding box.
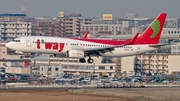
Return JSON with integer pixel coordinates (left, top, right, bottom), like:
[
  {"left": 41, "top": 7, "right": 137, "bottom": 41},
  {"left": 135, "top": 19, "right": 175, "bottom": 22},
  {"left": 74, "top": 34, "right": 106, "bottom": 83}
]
[{"left": 5, "top": 13, "right": 168, "bottom": 64}]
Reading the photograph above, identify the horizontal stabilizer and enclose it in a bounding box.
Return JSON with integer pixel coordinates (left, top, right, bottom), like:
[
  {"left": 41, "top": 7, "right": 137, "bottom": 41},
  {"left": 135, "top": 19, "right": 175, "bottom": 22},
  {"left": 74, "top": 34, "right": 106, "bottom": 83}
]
[{"left": 149, "top": 43, "right": 173, "bottom": 47}]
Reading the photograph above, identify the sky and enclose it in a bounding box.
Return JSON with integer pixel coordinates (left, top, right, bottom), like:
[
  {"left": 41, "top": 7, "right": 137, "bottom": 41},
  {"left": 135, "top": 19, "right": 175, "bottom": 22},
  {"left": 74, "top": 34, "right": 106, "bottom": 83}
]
[{"left": 0, "top": 0, "right": 180, "bottom": 18}]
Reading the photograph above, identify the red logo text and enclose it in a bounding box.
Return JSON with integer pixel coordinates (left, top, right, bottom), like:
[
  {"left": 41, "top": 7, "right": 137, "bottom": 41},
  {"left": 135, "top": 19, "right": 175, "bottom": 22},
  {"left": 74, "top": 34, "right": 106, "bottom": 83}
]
[{"left": 36, "top": 39, "right": 65, "bottom": 52}]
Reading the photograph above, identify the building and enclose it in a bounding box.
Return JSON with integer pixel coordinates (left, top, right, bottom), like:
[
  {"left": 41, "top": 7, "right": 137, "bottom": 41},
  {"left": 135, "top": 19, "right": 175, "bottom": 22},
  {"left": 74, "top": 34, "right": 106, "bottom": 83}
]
[
  {"left": 31, "top": 17, "right": 64, "bottom": 37},
  {"left": 31, "top": 68, "right": 40, "bottom": 75},
  {"left": 162, "top": 28, "right": 180, "bottom": 35},
  {"left": 0, "top": 14, "right": 27, "bottom": 22},
  {"left": 0, "top": 21, "right": 32, "bottom": 41},
  {"left": 81, "top": 24, "right": 122, "bottom": 37},
  {"left": 58, "top": 17, "right": 81, "bottom": 37},
  {"left": 38, "top": 62, "right": 116, "bottom": 77},
  {"left": 165, "top": 18, "right": 180, "bottom": 28},
  {"left": 121, "top": 56, "right": 135, "bottom": 74},
  {"left": 5, "top": 67, "right": 30, "bottom": 74},
  {"left": 135, "top": 54, "right": 180, "bottom": 74},
  {"left": 171, "top": 43, "right": 180, "bottom": 54},
  {"left": 0, "top": 42, "right": 7, "bottom": 60},
  {"left": 92, "top": 19, "right": 104, "bottom": 24},
  {"left": 126, "top": 14, "right": 138, "bottom": 19},
  {"left": 81, "top": 16, "right": 153, "bottom": 37},
  {"left": 40, "top": 65, "right": 62, "bottom": 76},
  {"left": 0, "top": 59, "right": 31, "bottom": 74},
  {"left": 30, "top": 55, "right": 118, "bottom": 77},
  {"left": 34, "top": 16, "right": 94, "bottom": 37},
  {"left": 79, "top": 17, "right": 93, "bottom": 24}
]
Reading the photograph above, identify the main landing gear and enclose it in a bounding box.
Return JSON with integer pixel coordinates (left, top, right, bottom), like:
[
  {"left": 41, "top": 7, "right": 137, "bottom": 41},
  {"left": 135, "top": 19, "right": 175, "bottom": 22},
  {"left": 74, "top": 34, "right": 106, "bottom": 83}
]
[
  {"left": 87, "top": 57, "right": 94, "bottom": 63},
  {"left": 20, "top": 55, "right": 24, "bottom": 59},
  {"left": 79, "top": 56, "right": 94, "bottom": 63},
  {"left": 79, "top": 58, "right": 86, "bottom": 63}
]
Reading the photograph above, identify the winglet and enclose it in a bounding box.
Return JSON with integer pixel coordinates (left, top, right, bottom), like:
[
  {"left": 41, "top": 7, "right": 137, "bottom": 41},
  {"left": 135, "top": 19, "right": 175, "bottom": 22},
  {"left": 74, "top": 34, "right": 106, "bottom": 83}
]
[
  {"left": 82, "top": 31, "right": 89, "bottom": 38},
  {"left": 127, "top": 33, "right": 139, "bottom": 45}
]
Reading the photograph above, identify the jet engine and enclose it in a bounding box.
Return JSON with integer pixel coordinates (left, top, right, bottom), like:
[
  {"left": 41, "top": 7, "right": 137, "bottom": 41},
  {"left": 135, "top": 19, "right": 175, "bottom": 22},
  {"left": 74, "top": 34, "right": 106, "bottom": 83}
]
[
  {"left": 15, "top": 51, "right": 24, "bottom": 54},
  {"left": 66, "top": 50, "right": 85, "bottom": 58}
]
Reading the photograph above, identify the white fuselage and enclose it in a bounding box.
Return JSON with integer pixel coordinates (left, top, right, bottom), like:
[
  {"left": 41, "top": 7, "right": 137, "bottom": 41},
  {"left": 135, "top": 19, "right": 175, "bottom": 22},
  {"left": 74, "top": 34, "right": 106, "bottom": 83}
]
[{"left": 6, "top": 36, "right": 158, "bottom": 57}]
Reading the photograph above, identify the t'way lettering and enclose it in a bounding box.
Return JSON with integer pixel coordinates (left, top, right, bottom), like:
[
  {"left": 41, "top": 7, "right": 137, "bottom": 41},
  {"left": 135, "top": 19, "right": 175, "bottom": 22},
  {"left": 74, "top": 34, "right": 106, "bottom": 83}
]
[
  {"left": 36, "top": 39, "right": 65, "bottom": 52},
  {"left": 59, "top": 43, "right": 64, "bottom": 52},
  {"left": 45, "top": 42, "right": 53, "bottom": 49},
  {"left": 53, "top": 42, "right": 58, "bottom": 50},
  {"left": 37, "top": 39, "right": 40, "bottom": 49}
]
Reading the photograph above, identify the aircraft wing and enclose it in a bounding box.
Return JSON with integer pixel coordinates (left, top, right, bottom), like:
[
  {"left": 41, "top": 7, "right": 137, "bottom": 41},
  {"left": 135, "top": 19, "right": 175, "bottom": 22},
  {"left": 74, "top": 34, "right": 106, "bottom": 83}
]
[{"left": 82, "top": 33, "right": 139, "bottom": 56}]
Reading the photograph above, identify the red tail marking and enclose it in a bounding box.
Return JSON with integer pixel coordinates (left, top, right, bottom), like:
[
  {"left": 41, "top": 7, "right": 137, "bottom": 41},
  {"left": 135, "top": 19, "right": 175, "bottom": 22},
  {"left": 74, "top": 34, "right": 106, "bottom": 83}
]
[{"left": 135, "top": 13, "right": 167, "bottom": 44}]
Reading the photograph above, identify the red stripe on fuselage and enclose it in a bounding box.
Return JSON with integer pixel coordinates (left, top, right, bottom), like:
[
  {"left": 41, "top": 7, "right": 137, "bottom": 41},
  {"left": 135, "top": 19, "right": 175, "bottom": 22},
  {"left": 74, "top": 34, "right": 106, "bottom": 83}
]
[{"left": 71, "top": 38, "right": 131, "bottom": 45}]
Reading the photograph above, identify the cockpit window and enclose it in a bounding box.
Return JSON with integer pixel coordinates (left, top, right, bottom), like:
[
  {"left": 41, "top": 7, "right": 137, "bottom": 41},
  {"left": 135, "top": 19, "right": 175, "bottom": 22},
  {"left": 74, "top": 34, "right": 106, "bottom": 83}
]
[{"left": 12, "top": 40, "right": 20, "bottom": 42}]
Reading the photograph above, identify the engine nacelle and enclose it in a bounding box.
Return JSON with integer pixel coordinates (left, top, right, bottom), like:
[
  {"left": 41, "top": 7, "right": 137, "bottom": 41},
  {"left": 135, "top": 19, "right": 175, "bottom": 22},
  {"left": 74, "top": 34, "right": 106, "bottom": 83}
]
[
  {"left": 67, "top": 50, "right": 84, "bottom": 58},
  {"left": 15, "top": 51, "right": 24, "bottom": 54}
]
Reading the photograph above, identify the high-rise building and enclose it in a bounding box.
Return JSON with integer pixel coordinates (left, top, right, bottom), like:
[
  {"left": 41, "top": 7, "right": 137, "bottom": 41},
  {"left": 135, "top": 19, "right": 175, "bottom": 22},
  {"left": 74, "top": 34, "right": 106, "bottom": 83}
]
[
  {"left": 31, "top": 17, "right": 65, "bottom": 37},
  {"left": 59, "top": 17, "right": 80, "bottom": 37},
  {"left": 0, "top": 21, "right": 31, "bottom": 41},
  {"left": 57, "top": 12, "right": 94, "bottom": 37}
]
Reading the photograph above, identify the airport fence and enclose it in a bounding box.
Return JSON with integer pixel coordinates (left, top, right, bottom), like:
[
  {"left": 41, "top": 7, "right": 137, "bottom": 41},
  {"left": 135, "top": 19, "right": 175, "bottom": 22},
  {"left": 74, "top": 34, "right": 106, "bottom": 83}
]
[{"left": 1, "top": 82, "right": 180, "bottom": 89}]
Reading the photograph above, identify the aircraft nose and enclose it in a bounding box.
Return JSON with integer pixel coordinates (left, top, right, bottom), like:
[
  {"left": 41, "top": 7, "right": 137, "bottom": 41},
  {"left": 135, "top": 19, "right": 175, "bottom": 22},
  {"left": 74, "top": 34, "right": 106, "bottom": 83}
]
[{"left": 5, "top": 42, "right": 12, "bottom": 49}]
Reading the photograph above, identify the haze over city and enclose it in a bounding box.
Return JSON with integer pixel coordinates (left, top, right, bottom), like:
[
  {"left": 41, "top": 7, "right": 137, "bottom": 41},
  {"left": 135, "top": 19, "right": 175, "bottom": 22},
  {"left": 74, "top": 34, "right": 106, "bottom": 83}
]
[{"left": 0, "top": 0, "right": 179, "bottom": 18}]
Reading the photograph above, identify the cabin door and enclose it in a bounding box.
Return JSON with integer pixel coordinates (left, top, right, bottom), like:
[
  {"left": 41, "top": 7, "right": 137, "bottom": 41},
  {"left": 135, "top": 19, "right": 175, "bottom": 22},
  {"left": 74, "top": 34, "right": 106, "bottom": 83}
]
[{"left": 26, "top": 38, "right": 31, "bottom": 47}]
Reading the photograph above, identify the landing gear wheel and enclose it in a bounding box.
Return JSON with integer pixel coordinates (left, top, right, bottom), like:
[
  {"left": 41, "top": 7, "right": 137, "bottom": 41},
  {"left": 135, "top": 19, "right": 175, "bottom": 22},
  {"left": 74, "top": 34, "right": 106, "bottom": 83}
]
[
  {"left": 79, "top": 58, "right": 86, "bottom": 63},
  {"left": 87, "top": 58, "right": 94, "bottom": 63},
  {"left": 20, "top": 56, "right": 24, "bottom": 59}
]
